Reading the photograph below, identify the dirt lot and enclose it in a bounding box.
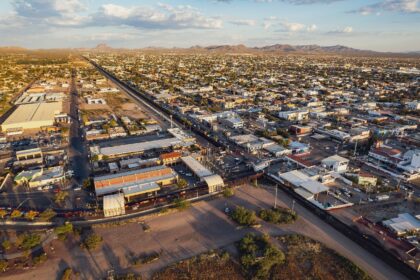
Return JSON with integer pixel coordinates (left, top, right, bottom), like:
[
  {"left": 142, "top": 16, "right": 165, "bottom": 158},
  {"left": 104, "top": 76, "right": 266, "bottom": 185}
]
[{"left": 3, "top": 184, "right": 407, "bottom": 280}]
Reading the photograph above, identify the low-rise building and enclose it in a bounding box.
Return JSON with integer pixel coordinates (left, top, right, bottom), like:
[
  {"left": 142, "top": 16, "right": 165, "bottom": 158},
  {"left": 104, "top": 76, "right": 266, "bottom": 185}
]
[
  {"left": 321, "top": 155, "right": 349, "bottom": 173},
  {"left": 103, "top": 193, "right": 125, "bottom": 217}
]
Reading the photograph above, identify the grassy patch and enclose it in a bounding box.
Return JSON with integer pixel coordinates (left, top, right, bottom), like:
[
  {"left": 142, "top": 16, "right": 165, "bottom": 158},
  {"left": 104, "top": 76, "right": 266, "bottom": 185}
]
[
  {"left": 274, "top": 234, "right": 372, "bottom": 280},
  {"left": 237, "top": 234, "right": 285, "bottom": 279},
  {"left": 153, "top": 251, "right": 244, "bottom": 280}
]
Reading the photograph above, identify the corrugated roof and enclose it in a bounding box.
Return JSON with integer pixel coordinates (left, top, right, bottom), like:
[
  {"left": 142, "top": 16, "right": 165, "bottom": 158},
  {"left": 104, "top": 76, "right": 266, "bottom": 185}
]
[
  {"left": 181, "top": 156, "right": 213, "bottom": 178},
  {"left": 103, "top": 193, "right": 125, "bottom": 210},
  {"left": 299, "top": 180, "right": 328, "bottom": 194},
  {"left": 203, "top": 174, "right": 224, "bottom": 187},
  {"left": 3, "top": 102, "right": 62, "bottom": 125},
  {"left": 100, "top": 137, "right": 181, "bottom": 156}
]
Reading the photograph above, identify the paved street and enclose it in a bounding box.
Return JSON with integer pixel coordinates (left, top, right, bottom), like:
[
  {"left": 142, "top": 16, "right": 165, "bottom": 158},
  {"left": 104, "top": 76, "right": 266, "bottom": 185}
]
[
  {"left": 68, "top": 70, "right": 89, "bottom": 185},
  {"left": 5, "top": 184, "right": 407, "bottom": 280}
]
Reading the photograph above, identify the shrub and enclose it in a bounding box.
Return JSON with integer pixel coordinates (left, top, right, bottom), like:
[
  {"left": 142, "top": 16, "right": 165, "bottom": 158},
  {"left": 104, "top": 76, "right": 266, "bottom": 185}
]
[
  {"left": 0, "top": 260, "right": 8, "bottom": 272},
  {"left": 237, "top": 234, "right": 285, "bottom": 279},
  {"left": 223, "top": 187, "right": 234, "bottom": 198},
  {"left": 1, "top": 240, "right": 11, "bottom": 250},
  {"left": 173, "top": 198, "right": 190, "bottom": 211},
  {"left": 17, "top": 233, "right": 41, "bottom": 250},
  {"left": 230, "top": 206, "right": 257, "bottom": 226},
  {"left": 10, "top": 209, "right": 22, "bottom": 219},
  {"left": 82, "top": 233, "right": 103, "bottom": 250},
  {"left": 258, "top": 207, "right": 297, "bottom": 224},
  {"left": 39, "top": 208, "right": 57, "bottom": 221},
  {"left": 54, "top": 222, "right": 74, "bottom": 239}
]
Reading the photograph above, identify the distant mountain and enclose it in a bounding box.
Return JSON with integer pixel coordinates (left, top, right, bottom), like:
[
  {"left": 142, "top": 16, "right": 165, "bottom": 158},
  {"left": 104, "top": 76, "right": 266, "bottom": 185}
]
[
  {"left": 185, "top": 44, "right": 381, "bottom": 55},
  {"left": 2, "top": 44, "right": 418, "bottom": 57},
  {"left": 0, "top": 46, "right": 28, "bottom": 52},
  {"left": 93, "top": 43, "right": 113, "bottom": 51}
]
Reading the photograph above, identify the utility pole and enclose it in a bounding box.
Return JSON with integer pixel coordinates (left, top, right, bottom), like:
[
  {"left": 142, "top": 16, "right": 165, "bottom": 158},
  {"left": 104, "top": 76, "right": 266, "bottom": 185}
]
[
  {"left": 274, "top": 185, "right": 278, "bottom": 208},
  {"left": 353, "top": 140, "right": 358, "bottom": 156}
]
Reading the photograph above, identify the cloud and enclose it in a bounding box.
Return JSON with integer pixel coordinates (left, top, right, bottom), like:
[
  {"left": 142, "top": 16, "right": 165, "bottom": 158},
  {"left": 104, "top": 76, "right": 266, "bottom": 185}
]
[
  {"left": 229, "top": 19, "right": 257, "bottom": 26},
  {"left": 267, "top": 19, "right": 317, "bottom": 33},
  {"left": 92, "top": 3, "right": 223, "bottom": 29},
  {"left": 327, "top": 26, "right": 353, "bottom": 34},
  {"left": 12, "top": 0, "right": 86, "bottom": 18},
  {"left": 214, "top": 0, "right": 343, "bottom": 4},
  {"left": 350, "top": 0, "right": 420, "bottom": 15},
  {"left": 279, "top": 21, "right": 306, "bottom": 32},
  {"left": 7, "top": 1, "right": 223, "bottom": 30}
]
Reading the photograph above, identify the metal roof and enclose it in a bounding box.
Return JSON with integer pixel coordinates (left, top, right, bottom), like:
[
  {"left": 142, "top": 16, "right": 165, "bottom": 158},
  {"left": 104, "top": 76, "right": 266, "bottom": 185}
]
[
  {"left": 3, "top": 101, "right": 62, "bottom": 125},
  {"left": 203, "top": 174, "right": 224, "bottom": 187},
  {"left": 181, "top": 156, "right": 213, "bottom": 178},
  {"left": 299, "top": 180, "right": 328, "bottom": 194},
  {"left": 122, "top": 182, "right": 160, "bottom": 196},
  {"left": 99, "top": 137, "right": 181, "bottom": 156},
  {"left": 103, "top": 193, "right": 125, "bottom": 210}
]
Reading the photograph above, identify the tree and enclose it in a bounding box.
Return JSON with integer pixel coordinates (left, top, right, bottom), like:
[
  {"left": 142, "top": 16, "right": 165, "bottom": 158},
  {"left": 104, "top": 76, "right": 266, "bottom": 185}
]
[
  {"left": 25, "top": 210, "right": 38, "bottom": 221},
  {"left": 17, "top": 233, "right": 41, "bottom": 250},
  {"left": 55, "top": 191, "right": 69, "bottom": 204},
  {"left": 230, "top": 206, "right": 257, "bottom": 226},
  {"left": 0, "top": 260, "right": 7, "bottom": 272},
  {"left": 10, "top": 209, "right": 22, "bottom": 219},
  {"left": 177, "top": 178, "right": 188, "bottom": 189},
  {"left": 223, "top": 187, "right": 234, "bottom": 198},
  {"left": 54, "top": 222, "right": 74, "bottom": 239},
  {"left": 82, "top": 178, "right": 93, "bottom": 190},
  {"left": 174, "top": 198, "right": 190, "bottom": 211},
  {"left": 0, "top": 209, "right": 7, "bottom": 219},
  {"left": 39, "top": 208, "right": 57, "bottom": 221},
  {"left": 2, "top": 240, "right": 11, "bottom": 250},
  {"left": 82, "top": 233, "right": 103, "bottom": 250}
]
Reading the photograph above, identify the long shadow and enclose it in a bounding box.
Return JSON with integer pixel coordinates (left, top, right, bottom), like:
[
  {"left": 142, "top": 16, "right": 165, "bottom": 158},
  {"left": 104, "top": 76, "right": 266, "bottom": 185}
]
[
  {"left": 62, "top": 227, "right": 101, "bottom": 279},
  {"left": 56, "top": 259, "right": 70, "bottom": 280},
  {"left": 101, "top": 242, "right": 123, "bottom": 272}
]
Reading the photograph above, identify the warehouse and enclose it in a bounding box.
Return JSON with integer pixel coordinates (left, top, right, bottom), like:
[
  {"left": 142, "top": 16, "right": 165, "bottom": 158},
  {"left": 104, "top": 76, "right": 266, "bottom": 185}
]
[
  {"left": 181, "top": 156, "right": 213, "bottom": 179},
  {"left": 90, "top": 137, "right": 181, "bottom": 159},
  {"left": 1, "top": 102, "right": 63, "bottom": 132},
  {"left": 94, "top": 165, "right": 178, "bottom": 197},
  {"left": 181, "top": 156, "right": 225, "bottom": 193}
]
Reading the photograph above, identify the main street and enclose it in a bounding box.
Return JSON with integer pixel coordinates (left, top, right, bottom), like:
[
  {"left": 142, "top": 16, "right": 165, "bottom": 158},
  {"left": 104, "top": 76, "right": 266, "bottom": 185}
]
[{"left": 68, "top": 69, "right": 90, "bottom": 185}]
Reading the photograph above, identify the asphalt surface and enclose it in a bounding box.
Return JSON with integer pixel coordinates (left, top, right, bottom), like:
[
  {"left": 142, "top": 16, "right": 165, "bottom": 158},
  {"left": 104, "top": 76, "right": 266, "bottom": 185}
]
[
  {"left": 5, "top": 184, "right": 408, "bottom": 280},
  {"left": 68, "top": 71, "right": 90, "bottom": 185}
]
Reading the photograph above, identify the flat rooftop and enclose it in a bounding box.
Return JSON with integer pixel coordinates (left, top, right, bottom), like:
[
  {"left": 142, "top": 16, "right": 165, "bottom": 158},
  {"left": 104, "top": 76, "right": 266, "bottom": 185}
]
[{"left": 4, "top": 102, "right": 62, "bottom": 124}]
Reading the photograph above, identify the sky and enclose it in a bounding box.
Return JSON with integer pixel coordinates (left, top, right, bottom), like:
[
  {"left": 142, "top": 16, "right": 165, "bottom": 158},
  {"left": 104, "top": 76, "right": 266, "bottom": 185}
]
[{"left": 0, "top": 0, "right": 419, "bottom": 52}]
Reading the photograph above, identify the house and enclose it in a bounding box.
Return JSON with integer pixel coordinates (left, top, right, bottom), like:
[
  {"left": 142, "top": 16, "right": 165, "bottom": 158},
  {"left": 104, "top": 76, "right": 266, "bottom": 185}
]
[
  {"left": 321, "top": 155, "right": 349, "bottom": 173},
  {"left": 278, "top": 110, "right": 309, "bottom": 121},
  {"left": 357, "top": 172, "right": 378, "bottom": 187},
  {"left": 406, "top": 101, "right": 420, "bottom": 111},
  {"left": 368, "top": 142, "right": 402, "bottom": 166},
  {"left": 159, "top": 151, "right": 182, "bottom": 165},
  {"left": 383, "top": 213, "right": 420, "bottom": 236}
]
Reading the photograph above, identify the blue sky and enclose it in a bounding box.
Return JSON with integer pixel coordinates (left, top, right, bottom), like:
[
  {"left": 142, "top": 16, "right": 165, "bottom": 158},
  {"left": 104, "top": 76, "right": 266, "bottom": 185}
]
[{"left": 0, "top": 0, "right": 419, "bottom": 51}]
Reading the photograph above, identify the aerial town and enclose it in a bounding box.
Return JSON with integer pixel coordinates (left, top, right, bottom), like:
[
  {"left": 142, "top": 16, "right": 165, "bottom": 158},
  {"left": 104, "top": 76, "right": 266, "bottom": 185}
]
[{"left": 0, "top": 47, "right": 418, "bottom": 280}]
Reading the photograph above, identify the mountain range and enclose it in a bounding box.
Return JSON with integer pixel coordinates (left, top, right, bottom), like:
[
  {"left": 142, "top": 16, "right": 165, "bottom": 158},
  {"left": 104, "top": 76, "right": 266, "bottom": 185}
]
[{"left": 1, "top": 44, "right": 419, "bottom": 57}]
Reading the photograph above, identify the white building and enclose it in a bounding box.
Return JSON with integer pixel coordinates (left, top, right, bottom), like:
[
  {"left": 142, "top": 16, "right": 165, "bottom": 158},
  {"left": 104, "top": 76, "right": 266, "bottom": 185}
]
[
  {"left": 321, "top": 155, "right": 349, "bottom": 173},
  {"left": 103, "top": 193, "right": 126, "bottom": 217},
  {"left": 278, "top": 110, "right": 309, "bottom": 121}
]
